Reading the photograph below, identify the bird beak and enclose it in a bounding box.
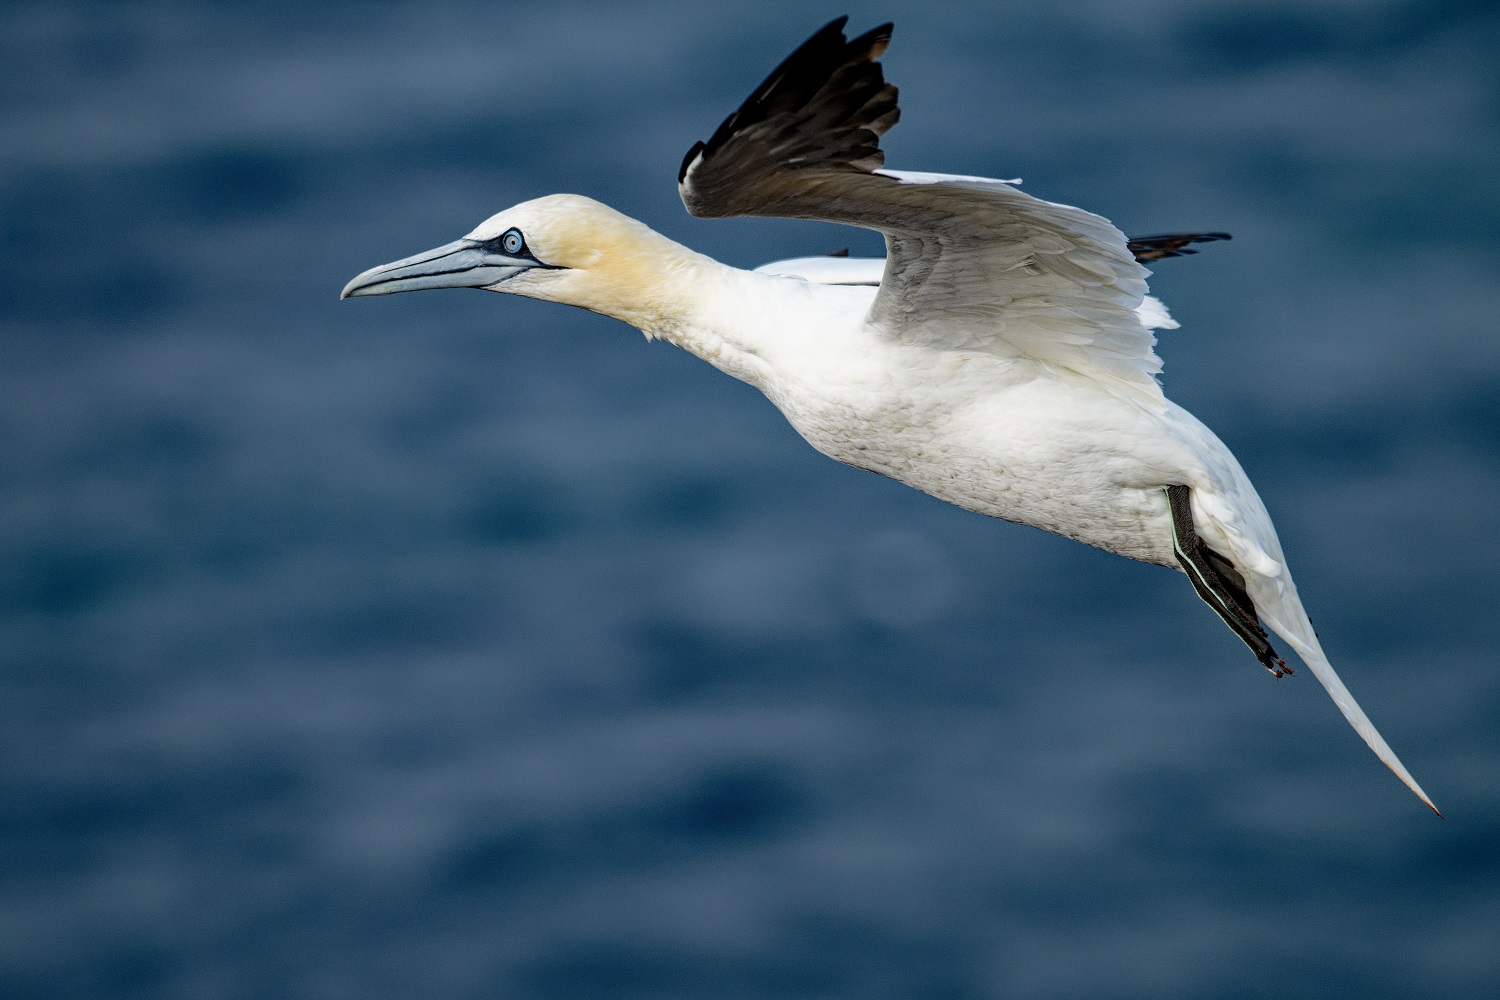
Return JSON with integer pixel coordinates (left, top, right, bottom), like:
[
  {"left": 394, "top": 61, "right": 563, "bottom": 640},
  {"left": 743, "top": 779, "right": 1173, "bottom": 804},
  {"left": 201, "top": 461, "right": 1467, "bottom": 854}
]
[{"left": 340, "top": 239, "right": 539, "bottom": 299}]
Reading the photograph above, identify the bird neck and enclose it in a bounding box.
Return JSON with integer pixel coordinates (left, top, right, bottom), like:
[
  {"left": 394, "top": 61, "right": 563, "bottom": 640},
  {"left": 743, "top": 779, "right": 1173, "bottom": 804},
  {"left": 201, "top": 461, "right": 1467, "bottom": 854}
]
[{"left": 581, "top": 226, "right": 785, "bottom": 387}]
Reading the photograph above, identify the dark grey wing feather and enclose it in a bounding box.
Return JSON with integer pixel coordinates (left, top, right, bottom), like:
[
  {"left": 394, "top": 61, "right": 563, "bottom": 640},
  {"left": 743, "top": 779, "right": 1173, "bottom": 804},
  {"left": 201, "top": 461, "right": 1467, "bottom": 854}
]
[
  {"left": 679, "top": 18, "right": 899, "bottom": 219},
  {"left": 1127, "top": 232, "right": 1231, "bottom": 262}
]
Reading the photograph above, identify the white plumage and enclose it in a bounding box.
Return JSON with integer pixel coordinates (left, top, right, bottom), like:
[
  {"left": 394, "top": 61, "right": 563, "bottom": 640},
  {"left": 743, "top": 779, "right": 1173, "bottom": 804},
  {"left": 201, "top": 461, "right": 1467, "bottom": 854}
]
[{"left": 342, "top": 19, "right": 1438, "bottom": 814}]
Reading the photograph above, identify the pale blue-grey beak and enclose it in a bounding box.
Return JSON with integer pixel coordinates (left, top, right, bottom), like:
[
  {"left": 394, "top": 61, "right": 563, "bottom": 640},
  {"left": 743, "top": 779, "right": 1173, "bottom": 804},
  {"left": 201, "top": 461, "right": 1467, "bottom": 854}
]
[{"left": 340, "top": 239, "right": 540, "bottom": 299}]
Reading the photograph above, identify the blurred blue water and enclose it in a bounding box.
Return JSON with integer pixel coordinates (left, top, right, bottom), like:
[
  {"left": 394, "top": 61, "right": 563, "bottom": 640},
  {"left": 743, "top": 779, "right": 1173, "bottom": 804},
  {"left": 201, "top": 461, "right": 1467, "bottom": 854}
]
[{"left": 3, "top": 2, "right": 1498, "bottom": 998}]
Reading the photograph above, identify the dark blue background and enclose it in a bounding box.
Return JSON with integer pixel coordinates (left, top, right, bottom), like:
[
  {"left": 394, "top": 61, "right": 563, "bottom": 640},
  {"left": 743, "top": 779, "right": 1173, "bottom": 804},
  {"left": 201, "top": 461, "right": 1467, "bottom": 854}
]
[{"left": 4, "top": 2, "right": 1498, "bottom": 997}]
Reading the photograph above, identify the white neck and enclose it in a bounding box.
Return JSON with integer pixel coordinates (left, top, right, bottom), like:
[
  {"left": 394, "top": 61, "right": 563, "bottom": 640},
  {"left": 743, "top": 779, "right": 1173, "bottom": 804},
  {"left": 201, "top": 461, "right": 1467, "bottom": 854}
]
[
  {"left": 513, "top": 200, "right": 862, "bottom": 391},
  {"left": 573, "top": 226, "right": 792, "bottom": 388}
]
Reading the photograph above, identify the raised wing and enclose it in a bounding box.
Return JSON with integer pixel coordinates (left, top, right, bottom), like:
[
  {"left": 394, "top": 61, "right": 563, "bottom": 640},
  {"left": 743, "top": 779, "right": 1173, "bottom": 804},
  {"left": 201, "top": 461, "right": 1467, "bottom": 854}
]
[{"left": 681, "top": 18, "right": 1168, "bottom": 407}]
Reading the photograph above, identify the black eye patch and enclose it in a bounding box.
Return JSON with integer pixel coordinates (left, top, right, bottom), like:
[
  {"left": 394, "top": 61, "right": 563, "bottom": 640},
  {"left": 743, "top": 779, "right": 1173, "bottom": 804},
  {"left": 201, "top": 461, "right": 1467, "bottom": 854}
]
[{"left": 476, "top": 228, "right": 539, "bottom": 261}]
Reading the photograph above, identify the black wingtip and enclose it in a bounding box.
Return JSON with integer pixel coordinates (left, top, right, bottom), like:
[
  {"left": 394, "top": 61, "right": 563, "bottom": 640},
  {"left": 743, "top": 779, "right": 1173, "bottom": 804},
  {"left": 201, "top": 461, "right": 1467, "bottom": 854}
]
[
  {"left": 678, "top": 140, "right": 705, "bottom": 184},
  {"left": 1126, "top": 232, "right": 1233, "bottom": 262},
  {"left": 680, "top": 18, "right": 858, "bottom": 186},
  {"left": 855, "top": 21, "right": 895, "bottom": 46},
  {"left": 679, "top": 18, "right": 901, "bottom": 217},
  {"left": 704, "top": 16, "right": 897, "bottom": 162}
]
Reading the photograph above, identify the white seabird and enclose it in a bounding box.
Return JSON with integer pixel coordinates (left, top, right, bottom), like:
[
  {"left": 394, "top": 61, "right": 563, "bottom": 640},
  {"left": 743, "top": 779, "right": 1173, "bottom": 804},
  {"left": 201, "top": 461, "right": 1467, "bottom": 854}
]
[{"left": 342, "top": 19, "right": 1439, "bottom": 814}]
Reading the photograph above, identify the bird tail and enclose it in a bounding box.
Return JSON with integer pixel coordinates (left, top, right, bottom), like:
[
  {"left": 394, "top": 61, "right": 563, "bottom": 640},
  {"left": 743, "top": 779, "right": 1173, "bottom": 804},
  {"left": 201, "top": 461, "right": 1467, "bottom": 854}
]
[
  {"left": 1259, "top": 609, "right": 1441, "bottom": 816},
  {"left": 1183, "top": 474, "right": 1440, "bottom": 815}
]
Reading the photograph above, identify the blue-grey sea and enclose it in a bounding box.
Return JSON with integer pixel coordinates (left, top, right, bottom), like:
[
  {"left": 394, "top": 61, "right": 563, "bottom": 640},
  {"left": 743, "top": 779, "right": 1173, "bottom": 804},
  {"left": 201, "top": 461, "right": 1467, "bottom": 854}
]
[{"left": 4, "top": 2, "right": 1498, "bottom": 997}]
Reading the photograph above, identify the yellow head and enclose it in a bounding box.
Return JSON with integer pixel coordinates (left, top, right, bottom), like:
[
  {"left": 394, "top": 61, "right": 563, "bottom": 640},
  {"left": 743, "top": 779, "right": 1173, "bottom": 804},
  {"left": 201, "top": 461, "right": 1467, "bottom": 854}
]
[{"left": 341, "top": 194, "right": 699, "bottom": 331}]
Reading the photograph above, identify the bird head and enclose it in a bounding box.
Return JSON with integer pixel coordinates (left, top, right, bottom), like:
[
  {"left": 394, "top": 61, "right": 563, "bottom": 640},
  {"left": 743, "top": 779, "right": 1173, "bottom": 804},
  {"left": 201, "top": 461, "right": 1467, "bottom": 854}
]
[{"left": 341, "top": 194, "right": 688, "bottom": 328}]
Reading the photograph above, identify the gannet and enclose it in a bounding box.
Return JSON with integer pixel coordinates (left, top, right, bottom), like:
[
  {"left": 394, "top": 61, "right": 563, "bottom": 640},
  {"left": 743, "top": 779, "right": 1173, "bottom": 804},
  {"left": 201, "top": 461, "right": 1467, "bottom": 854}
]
[{"left": 342, "top": 18, "right": 1439, "bottom": 814}]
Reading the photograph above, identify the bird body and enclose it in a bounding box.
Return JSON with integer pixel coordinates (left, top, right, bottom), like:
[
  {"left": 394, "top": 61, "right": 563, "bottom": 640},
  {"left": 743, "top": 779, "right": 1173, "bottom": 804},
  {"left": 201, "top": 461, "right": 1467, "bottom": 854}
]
[
  {"left": 342, "top": 20, "right": 1439, "bottom": 813},
  {"left": 429, "top": 194, "right": 1252, "bottom": 573}
]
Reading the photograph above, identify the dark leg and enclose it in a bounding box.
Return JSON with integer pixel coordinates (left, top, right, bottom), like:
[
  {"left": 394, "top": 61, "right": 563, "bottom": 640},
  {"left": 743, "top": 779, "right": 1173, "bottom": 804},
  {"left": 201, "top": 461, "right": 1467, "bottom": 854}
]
[{"left": 1165, "top": 485, "right": 1291, "bottom": 677}]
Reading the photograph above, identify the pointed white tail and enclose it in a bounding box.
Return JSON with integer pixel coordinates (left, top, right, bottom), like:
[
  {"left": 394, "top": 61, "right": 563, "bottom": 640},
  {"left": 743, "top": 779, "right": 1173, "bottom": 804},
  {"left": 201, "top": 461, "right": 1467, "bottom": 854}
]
[{"left": 1270, "top": 625, "right": 1441, "bottom": 816}]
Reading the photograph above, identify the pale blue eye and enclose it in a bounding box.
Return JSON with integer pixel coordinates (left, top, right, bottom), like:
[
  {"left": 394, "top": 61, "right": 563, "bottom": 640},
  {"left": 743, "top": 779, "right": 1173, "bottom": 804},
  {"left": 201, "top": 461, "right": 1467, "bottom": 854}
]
[{"left": 502, "top": 229, "right": 524, "bottom": 255}]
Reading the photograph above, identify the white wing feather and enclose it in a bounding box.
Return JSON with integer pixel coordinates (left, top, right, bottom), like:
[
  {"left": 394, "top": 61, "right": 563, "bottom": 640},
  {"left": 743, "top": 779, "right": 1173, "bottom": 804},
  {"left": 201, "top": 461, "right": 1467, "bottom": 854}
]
[
  {"left": 756, "top": 249, "right": 1180, "bottom": 331},
  {"left": 866, "top": 170, "right": 1166, "bottom": 409}
]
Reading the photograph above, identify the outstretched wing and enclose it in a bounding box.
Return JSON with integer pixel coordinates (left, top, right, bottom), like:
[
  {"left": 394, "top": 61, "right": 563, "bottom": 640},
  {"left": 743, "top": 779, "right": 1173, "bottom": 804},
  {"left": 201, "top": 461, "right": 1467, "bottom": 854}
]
[{"left": 681, "top": 18, "right": 1167, "bottom": 407}]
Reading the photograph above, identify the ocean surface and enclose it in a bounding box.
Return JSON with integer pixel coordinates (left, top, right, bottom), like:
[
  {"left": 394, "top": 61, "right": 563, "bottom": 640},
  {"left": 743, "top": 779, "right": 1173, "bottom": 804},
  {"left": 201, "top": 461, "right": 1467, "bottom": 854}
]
[{"left": 3, "top": 2, "right": 1498, "bottom": 997}]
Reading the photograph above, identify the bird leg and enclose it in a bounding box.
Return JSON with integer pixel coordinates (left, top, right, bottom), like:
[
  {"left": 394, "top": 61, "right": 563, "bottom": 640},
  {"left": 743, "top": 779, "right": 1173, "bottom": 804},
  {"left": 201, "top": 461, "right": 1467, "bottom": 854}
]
[{"left": 1165, "top": 485, "right": 1291, "bottom": 677}]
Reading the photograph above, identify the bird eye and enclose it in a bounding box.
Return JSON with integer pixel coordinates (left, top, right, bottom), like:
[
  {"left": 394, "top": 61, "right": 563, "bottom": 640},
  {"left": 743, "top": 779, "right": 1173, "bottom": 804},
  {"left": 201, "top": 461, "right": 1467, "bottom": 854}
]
[{"left": 501, "top": 229, "right": 524, "bottom": 255}]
